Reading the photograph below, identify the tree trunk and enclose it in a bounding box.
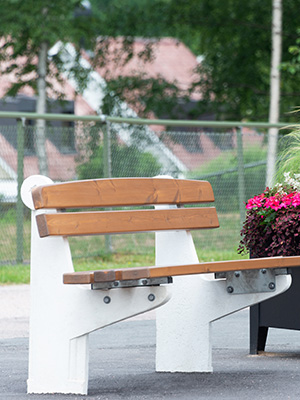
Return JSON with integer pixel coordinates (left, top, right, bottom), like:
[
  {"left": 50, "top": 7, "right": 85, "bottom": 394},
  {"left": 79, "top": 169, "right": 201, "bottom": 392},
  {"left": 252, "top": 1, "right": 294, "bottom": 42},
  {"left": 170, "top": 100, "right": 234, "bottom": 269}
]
[
  {"left": 266, "top": 0, "right": 282, "bottom": 187},
  {"left": 35, "top": 41, "right": 48, "bottom": 176}
]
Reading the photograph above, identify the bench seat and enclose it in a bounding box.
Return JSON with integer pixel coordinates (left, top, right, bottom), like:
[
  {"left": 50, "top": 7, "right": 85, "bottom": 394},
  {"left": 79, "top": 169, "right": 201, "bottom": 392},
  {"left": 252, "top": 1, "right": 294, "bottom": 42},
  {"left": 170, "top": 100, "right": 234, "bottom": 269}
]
[{"left": 64, "top": 256, "right": 300, "bottom": 284}]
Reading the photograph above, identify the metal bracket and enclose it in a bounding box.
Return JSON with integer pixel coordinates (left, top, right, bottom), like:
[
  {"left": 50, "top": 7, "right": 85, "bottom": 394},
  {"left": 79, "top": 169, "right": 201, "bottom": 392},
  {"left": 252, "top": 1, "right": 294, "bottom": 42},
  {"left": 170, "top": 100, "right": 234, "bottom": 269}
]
[
  {"left": 215, "top": 268, "right": 288, "bottom": 295},
  {"left": 92, "top": 276, "right": 173, "bottom": 290}
]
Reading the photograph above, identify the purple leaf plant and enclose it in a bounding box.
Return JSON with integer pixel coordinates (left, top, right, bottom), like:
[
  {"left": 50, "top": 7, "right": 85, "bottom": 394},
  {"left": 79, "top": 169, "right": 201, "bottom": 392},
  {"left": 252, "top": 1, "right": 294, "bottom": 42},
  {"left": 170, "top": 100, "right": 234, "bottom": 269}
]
[{"left": 238, "top": 173, "right": 300, "bottom": 257}]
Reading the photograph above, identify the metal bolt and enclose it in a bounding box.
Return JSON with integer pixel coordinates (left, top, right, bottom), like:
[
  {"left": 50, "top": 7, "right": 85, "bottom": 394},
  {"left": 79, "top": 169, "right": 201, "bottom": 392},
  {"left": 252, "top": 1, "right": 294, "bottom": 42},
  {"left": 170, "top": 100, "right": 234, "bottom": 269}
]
[
  {"left": 227, "top": 286, "right": 234, "bottom": 294},
  {"left": 234, "top": 271, "right": 240, "bottom": 278},
  {"left": 261, "top": 269, "right": 267, "bottom": 274},
  {"left": 113, "top": 281, "right": 119, "bottom": 287},
  {"left": 148, "top": 293, "right": 155, "bottom": 302},
  {"left": 103, "top": 296, "right": 111, "bottom": 304},
  {"left": 269, "top": 282, "right": 275, "bottom": 290},
  {"left": 142, "top": 279, "right": 148, "bottom": 285}
]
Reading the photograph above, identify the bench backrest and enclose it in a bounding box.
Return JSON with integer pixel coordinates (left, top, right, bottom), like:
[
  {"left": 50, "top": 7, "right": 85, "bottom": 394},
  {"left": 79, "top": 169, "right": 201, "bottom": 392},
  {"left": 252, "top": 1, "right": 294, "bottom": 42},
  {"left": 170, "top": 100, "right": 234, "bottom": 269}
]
[{"left": 32, "top": 178, "right": 219, "bottom": 238}]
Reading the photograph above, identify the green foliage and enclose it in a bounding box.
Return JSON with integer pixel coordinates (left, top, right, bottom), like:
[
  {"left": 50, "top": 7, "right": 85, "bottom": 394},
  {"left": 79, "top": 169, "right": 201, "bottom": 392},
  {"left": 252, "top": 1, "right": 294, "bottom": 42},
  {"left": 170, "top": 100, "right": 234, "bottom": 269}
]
[
  {"left": 77, "top": 143, "right": 162, "bottom": 179},
  {"left": 3, "top": 0, "right": 300, "bottom": 122},
  {"left": 0, "top": 0, "right": 99, "bottom": 97},
  {"left": 102, "top": 75, "right": 183, "bottom": 118},
  {"left": 0, "top": 1, "right": 168, "bottom": 107},
  {"left": 276, "top": 128, "right": 300, "bottom": 183},
  {"left": 188, "top": 144, "right": 267, "bottom": 212},
  {"left": 281, "top": 28, "right": 300, "bottom": 75},
  {"left": 90, "top": 0, "right": 170, "bottom": 38},
  {"left": 0, "top": 0, "right": 188, "bottom": 122},
  {"left": 173, "top": 0, "right": 300, "bottom": 121},
  {"left": 96, "top": 0, "right": 300, "bottom": 121}
]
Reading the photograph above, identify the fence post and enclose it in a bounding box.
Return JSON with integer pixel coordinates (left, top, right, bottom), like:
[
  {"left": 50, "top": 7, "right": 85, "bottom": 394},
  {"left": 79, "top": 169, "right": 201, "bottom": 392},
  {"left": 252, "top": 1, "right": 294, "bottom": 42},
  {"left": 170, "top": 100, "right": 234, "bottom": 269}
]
[
  {"left": 102, "top": 122, "right": 113, "bottom": 253},
  {"left": 237, "top": 127, "right": 246, "bottom": 227},
  {"left": 103, "top": 122, "right": 112, "bottom": 178},
  {"left": 16, "top": 118, "right": 25, "bottom": 263}
]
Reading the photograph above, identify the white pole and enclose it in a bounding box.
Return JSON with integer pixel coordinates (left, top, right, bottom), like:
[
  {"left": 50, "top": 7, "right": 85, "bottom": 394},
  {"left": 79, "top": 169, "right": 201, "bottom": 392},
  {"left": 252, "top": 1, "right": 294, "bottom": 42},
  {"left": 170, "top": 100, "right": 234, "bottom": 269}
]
[{"left": 266, "top": 0, "right": 282, "bottom": 187}]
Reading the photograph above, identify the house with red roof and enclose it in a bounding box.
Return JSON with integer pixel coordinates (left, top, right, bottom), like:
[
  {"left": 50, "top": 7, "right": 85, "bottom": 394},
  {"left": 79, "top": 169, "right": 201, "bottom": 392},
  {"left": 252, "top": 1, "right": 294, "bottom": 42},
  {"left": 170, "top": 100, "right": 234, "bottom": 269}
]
[{"left": 0, "top": 37, "right": 224, "bottom": 201}]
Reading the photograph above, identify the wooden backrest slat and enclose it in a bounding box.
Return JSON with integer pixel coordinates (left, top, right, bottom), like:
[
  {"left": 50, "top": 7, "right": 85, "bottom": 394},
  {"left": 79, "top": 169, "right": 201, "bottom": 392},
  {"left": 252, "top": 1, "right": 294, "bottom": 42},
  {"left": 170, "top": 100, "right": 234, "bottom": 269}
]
[
  {"left": 32, "top": 178, "right": 214, "bottom": 209},
  {"left": 36, "top": 207, "right": 219, "bottom": 237}
]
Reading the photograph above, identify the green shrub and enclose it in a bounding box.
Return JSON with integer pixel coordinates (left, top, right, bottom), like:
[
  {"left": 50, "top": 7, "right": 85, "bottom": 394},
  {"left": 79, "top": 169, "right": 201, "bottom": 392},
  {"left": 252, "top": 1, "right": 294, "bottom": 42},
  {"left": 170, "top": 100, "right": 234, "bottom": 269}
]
[
  {"left": 77, "top": 143, "right": 162, "bottom": 179},
  {"left": 188, "top": 145, "right": 267, "bottom": 212}
]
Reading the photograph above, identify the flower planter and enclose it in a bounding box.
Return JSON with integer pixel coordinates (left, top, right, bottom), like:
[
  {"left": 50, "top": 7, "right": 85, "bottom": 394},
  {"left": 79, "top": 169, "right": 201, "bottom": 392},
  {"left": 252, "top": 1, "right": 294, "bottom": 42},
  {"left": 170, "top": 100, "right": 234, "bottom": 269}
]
[
  {"left": 250, "top": 262, "right": 300, "bottom": 354},
  {"left": 238, "top": 173, "right": 300, "bottom": 354}
]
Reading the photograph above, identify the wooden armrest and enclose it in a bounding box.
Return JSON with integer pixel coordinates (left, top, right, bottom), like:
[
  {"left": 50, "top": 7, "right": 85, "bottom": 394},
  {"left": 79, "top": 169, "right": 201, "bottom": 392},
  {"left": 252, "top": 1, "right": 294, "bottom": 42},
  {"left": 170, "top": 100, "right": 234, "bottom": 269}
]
[{"left": 63, "top": 256, "right": 300, "bottom": 285}]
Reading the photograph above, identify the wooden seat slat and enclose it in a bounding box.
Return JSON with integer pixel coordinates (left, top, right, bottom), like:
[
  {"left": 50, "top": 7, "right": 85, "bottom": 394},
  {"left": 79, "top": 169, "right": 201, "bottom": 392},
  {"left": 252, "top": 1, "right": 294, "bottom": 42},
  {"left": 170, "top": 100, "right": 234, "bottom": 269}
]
[
  {"left": 63, "top": 255, "right": 300, "bottom": 285},
  {"left": 31, "top": 178, "right": 214, "bottom": 209},
  {"left": 36, "top": 207, "right": 219, "bottom": 237}
]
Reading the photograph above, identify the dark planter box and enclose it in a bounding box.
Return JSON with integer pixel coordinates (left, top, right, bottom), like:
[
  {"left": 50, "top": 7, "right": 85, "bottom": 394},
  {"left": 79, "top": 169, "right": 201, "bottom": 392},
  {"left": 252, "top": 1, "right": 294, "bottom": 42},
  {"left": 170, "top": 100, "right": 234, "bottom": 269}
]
[{"left": 250, "top": 266, "right": 300, "bottom": 354}]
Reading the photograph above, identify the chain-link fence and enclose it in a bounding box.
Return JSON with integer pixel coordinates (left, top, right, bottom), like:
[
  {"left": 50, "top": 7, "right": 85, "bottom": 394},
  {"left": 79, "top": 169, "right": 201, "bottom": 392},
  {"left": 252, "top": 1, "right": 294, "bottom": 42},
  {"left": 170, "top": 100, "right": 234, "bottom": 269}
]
[{"left": 0, "top": 116, "right": 286, "bottom": 265}]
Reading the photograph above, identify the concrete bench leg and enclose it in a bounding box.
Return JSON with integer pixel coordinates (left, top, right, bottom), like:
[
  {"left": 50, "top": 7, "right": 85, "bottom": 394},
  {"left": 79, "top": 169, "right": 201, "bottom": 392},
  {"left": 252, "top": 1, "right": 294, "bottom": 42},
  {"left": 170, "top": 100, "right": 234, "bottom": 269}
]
[
  {"left": 27, "top": 226, "right": 170, "bottom": 394},
  {"left": 27, "top": 332, "right": 90, "bottom": 394},
  {"left": 22, "top": 176, "right": 171, "bottom": 394},
  {"left": 155, "top": 230, "right": 291, "bottom": 373}
]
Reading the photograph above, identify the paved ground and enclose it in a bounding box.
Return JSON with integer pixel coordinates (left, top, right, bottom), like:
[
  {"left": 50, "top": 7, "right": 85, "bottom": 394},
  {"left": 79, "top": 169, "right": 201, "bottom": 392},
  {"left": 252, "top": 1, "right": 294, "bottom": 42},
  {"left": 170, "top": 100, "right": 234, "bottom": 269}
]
[{"left": 1, "top": 285, "right": 300, "bottom": 399}]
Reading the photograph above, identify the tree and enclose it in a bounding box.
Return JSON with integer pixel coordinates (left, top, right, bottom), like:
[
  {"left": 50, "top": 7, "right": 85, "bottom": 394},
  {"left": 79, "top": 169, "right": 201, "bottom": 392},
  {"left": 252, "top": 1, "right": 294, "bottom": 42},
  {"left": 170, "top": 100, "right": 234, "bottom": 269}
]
[
  {"left": 101, "top": 0, "right": 300, "bottom": 122},
  {"left": 89, "top": 0, "right": 170, "bottom": 38},
  {"left": 0, "top": 0, "right": 99, "bottom": 175},
  {"left": 266, "top": 0, "right": 282, "bottom": 187},
  {"left": 0, "top": 0, "right": 186, "bottom": 176}
]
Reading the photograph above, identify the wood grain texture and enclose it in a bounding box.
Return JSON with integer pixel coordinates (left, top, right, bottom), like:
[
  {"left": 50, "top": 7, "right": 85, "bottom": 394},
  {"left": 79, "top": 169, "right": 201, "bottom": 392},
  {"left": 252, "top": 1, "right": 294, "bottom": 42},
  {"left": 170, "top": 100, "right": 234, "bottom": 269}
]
[
  {"left": 31, "top": 178, "right": 214, "bottom": 209},
  {"left": 36, "top": 207, "right": 219, "bottom": 237},
  {"left": 63, "top": 256, "right": 300, "bottom": 284}
]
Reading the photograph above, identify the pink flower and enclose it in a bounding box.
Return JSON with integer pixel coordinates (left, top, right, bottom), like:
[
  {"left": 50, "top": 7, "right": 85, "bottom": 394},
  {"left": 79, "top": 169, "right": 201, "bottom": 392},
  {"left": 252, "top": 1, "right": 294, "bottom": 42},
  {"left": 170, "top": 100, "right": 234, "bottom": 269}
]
[
  {"left": 265, "top": 196, "right": 282, "bottom": 210},
  {"left": 291, "top": 192, "right": 300, "bottom": 207},
  {"left": 245, "top": 194, "right": 264, "bottom": 210},
  {"left": 245, "top": 188, "right": 300, "bottom": 213}
]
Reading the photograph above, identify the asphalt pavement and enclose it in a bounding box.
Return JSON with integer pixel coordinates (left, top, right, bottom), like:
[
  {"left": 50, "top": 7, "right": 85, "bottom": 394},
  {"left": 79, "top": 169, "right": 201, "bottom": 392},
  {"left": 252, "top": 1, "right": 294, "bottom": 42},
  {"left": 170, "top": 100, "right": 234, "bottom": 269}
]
[{"left": 1, "top": 285, "right": 300, "bottom": 399}]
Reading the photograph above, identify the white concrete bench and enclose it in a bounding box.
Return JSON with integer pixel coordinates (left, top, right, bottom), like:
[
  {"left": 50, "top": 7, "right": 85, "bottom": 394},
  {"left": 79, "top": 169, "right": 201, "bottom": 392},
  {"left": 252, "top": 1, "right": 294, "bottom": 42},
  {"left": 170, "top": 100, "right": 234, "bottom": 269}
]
[{"left": 21, "top": 174, "right": 300, "bottom": 394}]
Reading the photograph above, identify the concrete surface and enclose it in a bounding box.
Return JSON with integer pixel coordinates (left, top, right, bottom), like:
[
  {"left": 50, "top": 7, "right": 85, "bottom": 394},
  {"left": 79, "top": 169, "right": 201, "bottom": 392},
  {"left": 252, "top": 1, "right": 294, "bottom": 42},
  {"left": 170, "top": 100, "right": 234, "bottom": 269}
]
[{"left": 1, "top": 284, "right": 300, "bottom": 399}]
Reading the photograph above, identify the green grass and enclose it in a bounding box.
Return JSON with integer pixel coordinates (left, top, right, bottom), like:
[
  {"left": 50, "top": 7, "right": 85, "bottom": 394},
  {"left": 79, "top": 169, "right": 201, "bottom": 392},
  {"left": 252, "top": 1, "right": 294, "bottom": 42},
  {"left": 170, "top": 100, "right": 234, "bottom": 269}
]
[
  {"left": 0, "top": 212, "right": 248, "bottom": 284},
  {"left": 0, "top": 264, "right": 31, "bottom": 284},
  {"left": 0, "top": 249, "right": 247, "bottom": 285}
]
